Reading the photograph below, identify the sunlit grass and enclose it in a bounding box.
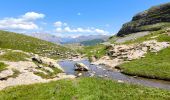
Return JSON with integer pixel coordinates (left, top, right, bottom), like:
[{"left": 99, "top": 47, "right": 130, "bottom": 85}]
[{"left": 0, "top": 78, "right": 169, "bottom": 100}]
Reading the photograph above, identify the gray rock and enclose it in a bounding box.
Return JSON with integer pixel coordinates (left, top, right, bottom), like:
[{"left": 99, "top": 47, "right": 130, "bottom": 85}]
[
  {"left": 74, "top": 63, "right": 89, "bottom": 71},
  {"left": 32, "top": 54, "right": 42, "bottom": 64}
]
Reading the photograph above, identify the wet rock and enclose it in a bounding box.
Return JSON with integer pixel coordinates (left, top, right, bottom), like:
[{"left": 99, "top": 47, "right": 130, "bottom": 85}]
[
  {"left": 74, "top": 63, "right": 89, "bottom": 71},
  {"left": 104, "top": 74, "right": 108, "bottom": 77},
  {"left": 90, "top": 73, "right": 95, "bottom": 77}
]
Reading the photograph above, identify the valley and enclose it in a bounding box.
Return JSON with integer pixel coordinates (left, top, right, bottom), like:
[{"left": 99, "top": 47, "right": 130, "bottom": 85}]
[{"left": 0, "top": 1, "right": 170, "bottom": 100}]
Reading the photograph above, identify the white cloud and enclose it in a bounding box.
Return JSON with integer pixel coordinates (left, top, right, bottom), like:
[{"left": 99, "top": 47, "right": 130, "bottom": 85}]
[
  {"left": 55, "top": 26, "right": 109, "bottom": 35},
  {"left": 54, "top": 21, "right": 109, "bottom": 36},
  {"left": 94, "top": 29, "right": 108, "bottom": 35},
  {"left": 56, "top": 27, "right": 62, "bottom": 33},
  {"left": 54, "top": 21, "right": 62, "bottom": 27},
  {"left": 54, "top": 21, "right": 67, "bottom": 27},
  {"left": 0, "top": 12, "right": 45, "bottom": 31},
  {"left": 22, "top": 12, "right": 45, "bottom": 20}
]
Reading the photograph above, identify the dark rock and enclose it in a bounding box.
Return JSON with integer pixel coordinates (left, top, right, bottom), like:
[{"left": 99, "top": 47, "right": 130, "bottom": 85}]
[
  {"left": 117, "top": 3, "right": 170, "bottom": 36},
  {"left": 32, "top": 55, "right": 42, "bottom": 64}
]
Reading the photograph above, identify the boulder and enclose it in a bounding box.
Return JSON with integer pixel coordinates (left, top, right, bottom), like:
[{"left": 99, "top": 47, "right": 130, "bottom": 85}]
[
  {"left": 0, "top": 69, "right": 14, "bottom": 80},
  {"left": 74, "top": 63, "right": 89, "bottom": 71},
  {"left": 32, "top": 54, "right": 42, "bottom": 63},
  {"left": 89, "top": 56, "right": 97, "bottom": 62}
]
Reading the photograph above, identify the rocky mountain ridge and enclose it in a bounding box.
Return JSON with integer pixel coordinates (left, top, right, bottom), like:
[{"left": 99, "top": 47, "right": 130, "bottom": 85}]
[{"left": 117, "top": 2, "right": 170, "bottom": 36}]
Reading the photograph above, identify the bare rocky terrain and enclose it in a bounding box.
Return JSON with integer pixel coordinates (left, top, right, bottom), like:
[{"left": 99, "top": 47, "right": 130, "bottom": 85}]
[
  {"left": 93, "top": 40, "right": 170, "bottom": 68},
  {"left": 0, "top": 49, "right": 75, "bottom": 90}
]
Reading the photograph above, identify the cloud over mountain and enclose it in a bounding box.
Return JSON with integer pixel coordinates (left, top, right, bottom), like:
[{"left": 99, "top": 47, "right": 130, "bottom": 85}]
[{"left": 54, "top": 21, "right": 109, "bottom": 37}]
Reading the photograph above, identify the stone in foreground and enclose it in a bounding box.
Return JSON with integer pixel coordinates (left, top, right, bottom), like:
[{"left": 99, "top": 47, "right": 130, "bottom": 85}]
[{"left": 74, "top": 63, "right": 89, "bottom": 71}]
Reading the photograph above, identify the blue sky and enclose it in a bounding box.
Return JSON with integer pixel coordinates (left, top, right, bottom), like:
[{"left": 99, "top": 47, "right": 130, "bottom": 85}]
[{"left": 0, "top": 0, "right": 169, "bottom": 37}]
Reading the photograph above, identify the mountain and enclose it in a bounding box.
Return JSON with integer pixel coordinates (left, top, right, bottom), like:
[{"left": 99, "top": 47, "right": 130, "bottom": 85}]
[
  {"left": 80, "top": 39, "right": 105, "bottom": 46},
  {"left": 28, "top": 33, "right": 61, "bottom": 44},
  {"left": 61, "top": 35, "right": 110, "bottom": 44},
  {"left": 0, "top": 30, "right": 75, "bottom": 59},
  {"left": 117, "top": 2, "right": 170, "bottom": 36},
  {"left": 28, "top": 33, "right": 110, "bottom": 45}
]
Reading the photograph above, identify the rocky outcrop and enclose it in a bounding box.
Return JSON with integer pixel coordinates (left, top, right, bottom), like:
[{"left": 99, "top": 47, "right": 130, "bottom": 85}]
[
  {"left": 0, "top": 49, "right": 75, "bottom": 90},
  {"left": 74, "top": 63, "right": 89, "bottom": 71},
  {"left": 93, "top": 40, "right": 170, "bottom": 68},
  {"left": 0, "top": 69, "right": 13, "bottom": 80},
  {"left": 32, "top": 54, "right": 64, "bottom": 71},
  {"left": 117, "top": 3, "right": 170, "bottom": 36},
  {"left": 107, "top": 40, "right": 170, "bottom": 61}
]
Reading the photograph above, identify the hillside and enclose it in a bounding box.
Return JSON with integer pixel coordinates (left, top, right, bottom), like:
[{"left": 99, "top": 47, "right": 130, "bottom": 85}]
[
  {"left": 117, "top": 3, "right": 170, "bottom": 36},
  {"left": 80, "top": 39, "right": 104, "bottom": 46},
  {"left": 0, "top": 30, "right": 75, "bottom": 59},
  {"left": 28, "top": 33, "right": 61, "bottom": 44},
  {"left": 99, "top": 2, "right": 170, "bottom": 81},
  {"left": 61, "top": 35, "right": 109, "bottom": 44}
]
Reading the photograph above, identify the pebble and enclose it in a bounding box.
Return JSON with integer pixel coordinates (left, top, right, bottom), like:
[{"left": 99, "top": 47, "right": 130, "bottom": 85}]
[
  {"left": 78, "top": 73, "right": 82, "bottom": 76},
  {"left": 118, "top": 80, "right": 124, "bottom": 83}
]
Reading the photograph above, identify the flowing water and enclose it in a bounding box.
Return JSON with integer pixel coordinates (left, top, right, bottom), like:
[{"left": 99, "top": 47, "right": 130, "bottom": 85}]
[{"left": 58, "top": 59, "right": 170, "bottom": 90}]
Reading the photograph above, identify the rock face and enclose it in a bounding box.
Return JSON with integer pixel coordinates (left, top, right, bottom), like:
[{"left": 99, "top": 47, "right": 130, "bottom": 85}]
[
  {"left": 117, "top": 3, "right": 170, "bottom": 36},
  {"left": 32, "top": 54, "right": 64, "bottom": 71},
  {"left": 0, "top": 69, "right": 13, "bottom": 80},
  {"left": 74, "top": 63, "right": 89, "bottom": 71},
  {"left": 107, "top": 40, "right": 170, "bottom": 61}
]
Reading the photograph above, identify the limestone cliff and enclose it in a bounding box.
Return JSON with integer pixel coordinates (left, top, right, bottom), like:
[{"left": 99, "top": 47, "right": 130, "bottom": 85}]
[{"left": 117, "top": 3, "right": 170, "bottom": 36}]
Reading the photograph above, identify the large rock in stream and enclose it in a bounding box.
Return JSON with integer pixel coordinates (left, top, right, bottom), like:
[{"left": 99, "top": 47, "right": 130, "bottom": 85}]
[{"left": 74, "top": 63, "right": 89, "bottom": 71}]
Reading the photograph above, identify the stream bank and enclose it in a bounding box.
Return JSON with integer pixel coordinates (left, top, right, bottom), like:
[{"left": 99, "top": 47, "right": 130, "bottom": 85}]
[{"left": 58, "top": 59, "right": 170, "bottom": 90}]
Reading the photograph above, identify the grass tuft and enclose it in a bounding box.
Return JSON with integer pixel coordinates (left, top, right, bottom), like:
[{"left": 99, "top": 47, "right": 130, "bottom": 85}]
[{"left": 0, "top": 62, "right": 7, "bottom": 72}]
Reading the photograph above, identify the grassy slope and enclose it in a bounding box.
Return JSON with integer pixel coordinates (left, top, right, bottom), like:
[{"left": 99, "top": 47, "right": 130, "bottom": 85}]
[
  {"left": 79, "top": 44, "right": 107, "bottom": 59},
  {"left": 119, "top": 29, "right": 170, "bottom": 80},
  {"left": 0, "top": 62, "right": 7, "bottom": 72},
  {"left": 0, "top": 51, "right": 30, "bottom": 62},
  {"left": 0, "top": 78, "right": 169, "bottom": 100},
  {"left": 123, "top": 29, "right": 167, "bottom": 44},
  {"left": 34, "top": 67, "right": 62, "bottom": 79},
  {"left": 120, "top": 47, "right": 170, "bottom": 80},
  {"left": 80, "top": 39, "right": 104, "bottom": 46},
  {"left": 0, "top": 30, "right": 74, "bottom": 59}
]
